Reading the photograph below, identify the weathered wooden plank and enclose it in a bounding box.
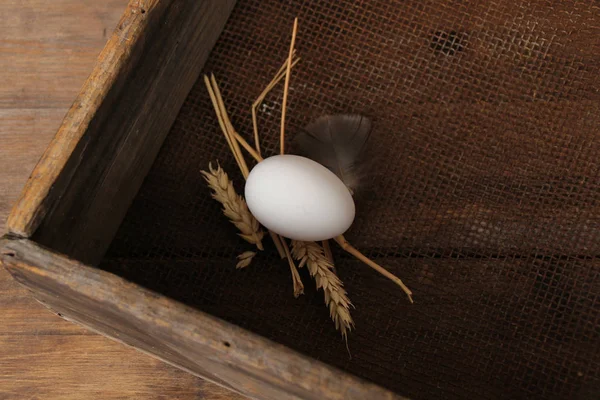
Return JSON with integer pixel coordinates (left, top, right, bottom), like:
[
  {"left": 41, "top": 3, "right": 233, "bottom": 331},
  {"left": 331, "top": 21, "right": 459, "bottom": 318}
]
[
  {"left": 0, "top": 1, "right": 252, "bottom": 398},
  {"left": 0, "top": 109, "right": 63, "bottom": 234},
  {"left": 0, "top": 0, "right": 130, "bottom": 236},
  {"left": 0, "top": 237, "right": 405, "bottom": 400},
  {"left": 0, "top": 252, "right": 242, "bottom": 400},
  {"left": 6, "top": 0, "right": 167, "bottom": 237},
  {"left": 8, "top": 0, "right": 237, "bottom": 266},
  {"left": 0, "top": 0, "right": 127, "bottom": 109}
]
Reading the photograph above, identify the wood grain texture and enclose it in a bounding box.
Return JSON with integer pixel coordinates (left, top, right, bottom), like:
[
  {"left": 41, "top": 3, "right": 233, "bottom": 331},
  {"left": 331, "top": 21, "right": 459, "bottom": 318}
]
[
  {"left": 0, "top": 1, "right": 125, "bottom": 109},
  {"left": 0, "top": 0, "right": 127, "bottom": 234},
  {"left": 1, "top": 237, "right": 404, "bottom": 400},
  {"left": 0, "top": 1, "right": 244, "bottom": 399},
  {"left": 9, "top": 0, "right": 237, "bottom": 267},
  {"left": 0, "top": 110, "right": 64, "bottom": 232},
  {"left": 6, "top": 0, "right": 167, "bottom": 237},
  {"left": 0, "top": 266, "right": 240, "bottom": 400}
]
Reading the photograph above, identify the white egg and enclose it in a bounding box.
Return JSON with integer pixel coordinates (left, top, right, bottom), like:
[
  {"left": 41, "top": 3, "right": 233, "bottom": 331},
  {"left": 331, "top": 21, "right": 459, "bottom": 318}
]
[{"left": 245, "top": 155, "right": 355, "bottom": 241}]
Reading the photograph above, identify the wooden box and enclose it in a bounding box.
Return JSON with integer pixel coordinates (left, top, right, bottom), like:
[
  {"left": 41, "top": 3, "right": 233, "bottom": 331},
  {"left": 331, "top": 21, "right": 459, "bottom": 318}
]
[
  {"left": 2, "top": 1, "right": 599, "bottom": 399},
  {"left": 0, "top": 1, "right": 396, "bottom": 399}
]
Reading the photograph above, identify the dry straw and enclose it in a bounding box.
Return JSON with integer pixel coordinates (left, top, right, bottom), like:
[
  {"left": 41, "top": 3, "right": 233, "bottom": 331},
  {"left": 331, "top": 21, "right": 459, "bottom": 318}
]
[
  {"left": 280, "top": 17, "right": 298, "bottom": 154},
  {"left": 291, "top": 240, "right": 354, "bottom": 340},
  {"left": 201, "top": 162, "right": 265, "bottom": 250},
  {"left": 236, "top": 251, "right": 256, "bottom": 269},
  {"left": 202, "top": 17, "right": 413, "bottom": 340},
  {"left": 204, "top": 71, "right": 305, "bottom": 298},
  {"left": 252, "top": 49, "right": 300, "bottom": 156}
]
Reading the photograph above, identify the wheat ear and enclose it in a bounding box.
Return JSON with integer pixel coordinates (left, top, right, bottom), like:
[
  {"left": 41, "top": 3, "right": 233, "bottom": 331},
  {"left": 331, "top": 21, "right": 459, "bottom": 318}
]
[
  {"left": 291, "top": 240, "right": 354, "bottom": 339},
  {"left": 204, "top": 75, "right": 304, "bottom": 296},
  {"left": 236, "top": 251, "right": 256, "bottom": 269},
  {"left": 201, "top": 162, "right": 264, "bottom": 250},
  {"left": 204, "top": 74, "right": 286, "bottom": 259}
]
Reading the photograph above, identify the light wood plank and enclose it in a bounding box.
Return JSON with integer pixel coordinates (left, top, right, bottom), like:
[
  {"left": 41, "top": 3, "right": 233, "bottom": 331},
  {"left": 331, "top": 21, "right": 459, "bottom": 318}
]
[
  {"left": 0, "top": 0, "right": 126, "bottom": 109},
  {"left": 0, "top": 109, "right": 62, "bottom": 234},
  {"left": 0, "top": 267, "right": 240, "bottom": 400}
]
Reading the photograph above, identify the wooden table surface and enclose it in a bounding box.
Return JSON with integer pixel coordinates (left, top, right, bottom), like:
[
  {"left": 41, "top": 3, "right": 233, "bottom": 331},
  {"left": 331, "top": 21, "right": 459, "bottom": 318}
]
[{"left": 0, "top": 1, "right": 244, "bottom": 398}]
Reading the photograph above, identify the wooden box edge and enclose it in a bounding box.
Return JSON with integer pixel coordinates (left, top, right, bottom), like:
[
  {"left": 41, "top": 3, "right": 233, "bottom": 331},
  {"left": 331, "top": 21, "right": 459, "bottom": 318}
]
[{"left": 0, "top": 237, "right": 405, "bottom": 400}]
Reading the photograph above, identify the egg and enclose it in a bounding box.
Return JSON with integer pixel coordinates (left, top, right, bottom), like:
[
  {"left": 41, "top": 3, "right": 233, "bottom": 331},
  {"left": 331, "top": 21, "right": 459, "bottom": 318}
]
[{"left": 245, "top": 155, "right": 355, "bottom": 241}]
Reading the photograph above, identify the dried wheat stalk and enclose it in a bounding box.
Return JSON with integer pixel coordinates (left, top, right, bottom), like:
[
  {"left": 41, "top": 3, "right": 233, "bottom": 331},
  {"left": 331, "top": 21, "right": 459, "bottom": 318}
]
[
  {"left": 204, "top": 74, "right": 286, "bottom": 258},
  {"left": 280, "top": 17, "right": 298, "bottom": 154},
  {"left": 203, "top": 18, "right": 413, "bottom": 344},
  {"left": 201, "top": 162, "right": 264, "bottom": 250},
  {"left": 291, "top": 240, "right": 354, "bottom": 339},
  {"left": 322, "top": 240, "right": 334, "bottom": 265},
  {"left": 204, "top": 76, "right": 304, "bottom": 297},
  {"left": 236, "top": 251, "right": 256, "bottom": 269},
  {"left": 252, "top": 50, "right": 300, "bottom": 156},
  {"left": 334, "top": 235, "right": 413, "bottom": 303}
]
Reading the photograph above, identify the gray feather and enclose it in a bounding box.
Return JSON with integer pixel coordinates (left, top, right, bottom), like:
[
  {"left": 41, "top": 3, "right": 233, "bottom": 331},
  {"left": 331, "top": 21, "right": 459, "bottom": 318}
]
[{"left": 295, "top": 114, "right": 372, "bottom": 192}]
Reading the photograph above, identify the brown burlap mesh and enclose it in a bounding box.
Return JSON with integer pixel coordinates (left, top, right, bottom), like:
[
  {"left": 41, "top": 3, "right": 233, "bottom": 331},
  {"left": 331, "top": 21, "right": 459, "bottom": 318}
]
[{"left": 99, "top": 1, "right": 600, "bottom": 398}]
